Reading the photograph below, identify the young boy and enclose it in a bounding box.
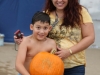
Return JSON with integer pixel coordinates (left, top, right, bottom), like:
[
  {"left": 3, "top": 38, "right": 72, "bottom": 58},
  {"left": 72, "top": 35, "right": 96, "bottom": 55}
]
[{"left": 15, "top": 11, "right": 57, "bottom": 75}]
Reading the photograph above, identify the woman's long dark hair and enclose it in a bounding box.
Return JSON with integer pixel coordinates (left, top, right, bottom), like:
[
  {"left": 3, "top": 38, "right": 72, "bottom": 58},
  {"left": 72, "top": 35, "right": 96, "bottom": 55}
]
[{"left": 43, "top": 0, "right": 83, "bottom": 28}]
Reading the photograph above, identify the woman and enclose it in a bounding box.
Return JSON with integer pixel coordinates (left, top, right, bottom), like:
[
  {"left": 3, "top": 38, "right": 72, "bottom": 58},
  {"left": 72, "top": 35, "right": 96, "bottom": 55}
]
[
  {"left": 44, "top": 0, "right": 95, "bottom": 75},
  {"left": 14, "top": 0, "right": 95, "bottom": 75},
  {"left": 43, "top": 0, "right": 95, "bottom": 75}
]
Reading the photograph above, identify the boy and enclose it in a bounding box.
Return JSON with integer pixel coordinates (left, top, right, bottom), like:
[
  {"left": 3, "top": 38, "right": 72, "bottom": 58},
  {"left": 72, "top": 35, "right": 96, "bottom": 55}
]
[{"left": 15, "top": 11, "right": 57, "bottom": 75}]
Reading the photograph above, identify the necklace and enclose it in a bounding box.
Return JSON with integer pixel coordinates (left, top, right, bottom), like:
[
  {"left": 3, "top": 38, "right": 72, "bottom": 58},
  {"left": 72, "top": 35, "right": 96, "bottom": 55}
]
[{"left": 51, "top": 11, "right": 59, "bottom": 27}]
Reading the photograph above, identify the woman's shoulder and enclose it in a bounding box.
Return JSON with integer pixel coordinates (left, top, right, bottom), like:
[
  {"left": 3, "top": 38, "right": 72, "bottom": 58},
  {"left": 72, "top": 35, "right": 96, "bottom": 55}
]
[
  {"left": 81, "top": 7, "right": 88, "bottom": 13},
  {"left": 43, "top": 10, "right": 55, "bottom": 19},
  {"left": 81, "top": 6, "right": 93, "bottom": 23}
]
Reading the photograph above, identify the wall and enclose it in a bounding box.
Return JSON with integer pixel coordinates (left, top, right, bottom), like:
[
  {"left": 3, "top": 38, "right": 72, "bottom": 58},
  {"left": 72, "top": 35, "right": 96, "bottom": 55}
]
[{"left": 80, "top": 0, "right": 100, "bottom": 13}]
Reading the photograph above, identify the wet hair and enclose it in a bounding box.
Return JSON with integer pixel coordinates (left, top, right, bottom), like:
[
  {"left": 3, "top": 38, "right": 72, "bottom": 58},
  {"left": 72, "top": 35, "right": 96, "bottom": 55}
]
[
  {"left": 32, "top": 11, "right": 50, "bottom": 25},
  {"left": 44, "top": 0, "right": 83, "bottom": 28}
]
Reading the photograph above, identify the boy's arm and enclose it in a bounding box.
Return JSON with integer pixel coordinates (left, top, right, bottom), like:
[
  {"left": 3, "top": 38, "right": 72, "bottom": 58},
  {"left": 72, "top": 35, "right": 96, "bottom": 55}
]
[
  {"left": 51, "top": 40, "right": 57, "bottom": 52},
  {"left": 15, "top": 37, "right": 30, "bottom": 75}
]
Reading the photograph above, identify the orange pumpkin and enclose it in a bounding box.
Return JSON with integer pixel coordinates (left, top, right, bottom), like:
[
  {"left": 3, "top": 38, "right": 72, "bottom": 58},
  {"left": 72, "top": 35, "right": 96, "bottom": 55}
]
[{"left": 29, "top": 51, "right": 64, "bottom": 75}]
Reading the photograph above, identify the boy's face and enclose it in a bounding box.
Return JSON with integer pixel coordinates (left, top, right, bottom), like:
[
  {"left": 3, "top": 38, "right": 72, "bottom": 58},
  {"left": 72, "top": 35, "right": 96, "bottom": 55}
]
[{"left": 30, "top": 21, "right": 52, "bottom": 41}]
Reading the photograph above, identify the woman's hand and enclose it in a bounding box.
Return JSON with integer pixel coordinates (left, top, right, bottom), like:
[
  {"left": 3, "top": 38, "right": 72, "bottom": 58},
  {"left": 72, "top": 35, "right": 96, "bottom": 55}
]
[
  {"left": 14, "top": 33, "right": 24, "bottom": 45},
  {"left": 55, "top": 46, "right": 71, "bottom": 60}
]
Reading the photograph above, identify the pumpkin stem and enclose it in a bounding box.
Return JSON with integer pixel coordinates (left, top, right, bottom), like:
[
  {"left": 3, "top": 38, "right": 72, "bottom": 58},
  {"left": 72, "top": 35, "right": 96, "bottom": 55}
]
[{"left": 50, "top": 49, "right": 57, "bottom": 54}]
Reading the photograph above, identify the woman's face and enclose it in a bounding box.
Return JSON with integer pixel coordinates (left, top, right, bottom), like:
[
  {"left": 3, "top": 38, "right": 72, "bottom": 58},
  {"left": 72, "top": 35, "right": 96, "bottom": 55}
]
[{"left": 52, "top": 0, "right": 68, "bottom": 10}]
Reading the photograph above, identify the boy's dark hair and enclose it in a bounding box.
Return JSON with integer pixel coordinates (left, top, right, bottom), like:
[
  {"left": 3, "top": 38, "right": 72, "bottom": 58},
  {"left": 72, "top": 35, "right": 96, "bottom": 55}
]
[{"left": 32, "top": 11, "right": 50, "bottom": 25}]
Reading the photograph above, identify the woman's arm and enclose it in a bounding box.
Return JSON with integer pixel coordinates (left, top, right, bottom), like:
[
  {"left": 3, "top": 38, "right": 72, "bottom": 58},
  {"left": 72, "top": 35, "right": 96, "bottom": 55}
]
[
  {"left": 70, "top": 22, "right": 95, "bottom": 54},
  {"left": 15, "top": 37, "right": 30, "bottom": 75},
  {"left": 14, "top": 32, "right": 24, "bottom": 45},
  {"left": 55, "top": 22, "right": 95, "bottom": 59}
]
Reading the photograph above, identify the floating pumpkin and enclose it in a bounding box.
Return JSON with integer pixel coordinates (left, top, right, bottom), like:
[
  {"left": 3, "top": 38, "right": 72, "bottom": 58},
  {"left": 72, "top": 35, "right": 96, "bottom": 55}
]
[{"left": 29, "top": 50, "right": 64, "bottom": 75}]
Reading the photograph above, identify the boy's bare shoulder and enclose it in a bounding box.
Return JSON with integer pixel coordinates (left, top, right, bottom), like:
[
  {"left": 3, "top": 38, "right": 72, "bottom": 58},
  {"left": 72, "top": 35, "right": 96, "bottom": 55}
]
[
  {"left": 47, "top": 38, "right": 56, "bottom": 44},
  {"left": 21, "top": 35, "right": 31, "bottom": 43},
  {"left": 47, "top": 38, "right": 56, "bottom": 49}
]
